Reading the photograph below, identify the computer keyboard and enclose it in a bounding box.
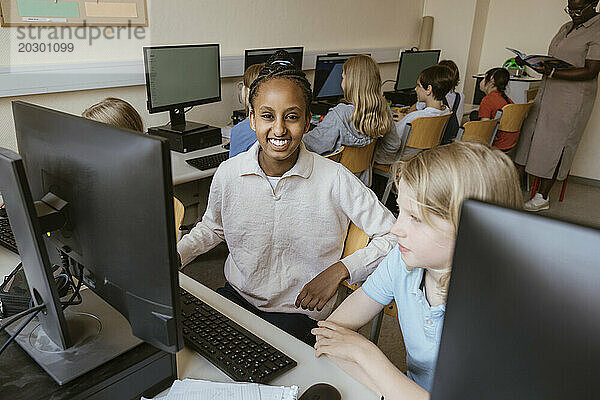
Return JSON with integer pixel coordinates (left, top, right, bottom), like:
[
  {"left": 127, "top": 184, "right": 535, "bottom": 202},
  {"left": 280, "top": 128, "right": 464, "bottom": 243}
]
[
  {"left": 0, "top": 216, "right": 18, "bottom": 254},
  {"left": 179, "top": 288, "right": 296, "bottom": 383},
  {"left": 185, "top": 151, "right": 229, "bottom": 171}
]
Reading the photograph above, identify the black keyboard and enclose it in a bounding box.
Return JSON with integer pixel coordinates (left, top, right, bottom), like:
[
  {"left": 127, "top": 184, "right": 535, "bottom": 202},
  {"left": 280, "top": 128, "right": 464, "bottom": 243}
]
[
  {"left": 185, "top": 151, "right": 229, "bottom": 171},
  {"left": 179, "top": 288, "right": 296, "bottom": 383},
  {"left": 0, "top": 217, "right": 18, "bottom": 254}
]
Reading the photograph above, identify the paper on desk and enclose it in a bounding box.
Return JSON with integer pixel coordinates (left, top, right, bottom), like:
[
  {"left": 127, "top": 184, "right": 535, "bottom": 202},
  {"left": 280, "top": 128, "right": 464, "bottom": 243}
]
[
  {"left": 260, "top": 384, "right": 298, "bottom": 400},
  {"left": 141, "top": 379, "right": 298, "bottom": 400},
  {"left": 166, "top": 379, "right": 259, "bottom": 400}
]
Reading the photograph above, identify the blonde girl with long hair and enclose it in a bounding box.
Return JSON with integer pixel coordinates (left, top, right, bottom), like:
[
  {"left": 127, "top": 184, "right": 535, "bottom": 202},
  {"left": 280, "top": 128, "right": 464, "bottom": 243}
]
[
  {"left": 303, "top": 54, "right": 393, "bottom": 184},
  {"left": 312, "top": 141, "right": 523, "bottom": 399}
]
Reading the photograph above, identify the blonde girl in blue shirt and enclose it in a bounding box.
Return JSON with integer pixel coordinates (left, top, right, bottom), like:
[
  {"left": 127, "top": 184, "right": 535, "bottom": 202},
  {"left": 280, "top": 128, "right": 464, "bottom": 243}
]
[{"left": 312, "top": 142, "right": 523, "bottom": 399}]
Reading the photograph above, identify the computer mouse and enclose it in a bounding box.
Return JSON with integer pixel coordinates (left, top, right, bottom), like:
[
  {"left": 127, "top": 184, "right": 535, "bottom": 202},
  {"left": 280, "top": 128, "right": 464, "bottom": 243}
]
[{"left": 298, "top": 383, "right": 341, "bottom": 400}]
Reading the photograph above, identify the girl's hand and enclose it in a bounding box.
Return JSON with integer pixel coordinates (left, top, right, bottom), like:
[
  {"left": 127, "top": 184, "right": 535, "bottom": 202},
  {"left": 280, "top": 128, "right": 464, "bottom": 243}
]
[
  {"left": 312, "top": 320, "right": 376, "bottom": 363},
  {"left": 295, "top": 262, "right": 349, "bottom": 311}
]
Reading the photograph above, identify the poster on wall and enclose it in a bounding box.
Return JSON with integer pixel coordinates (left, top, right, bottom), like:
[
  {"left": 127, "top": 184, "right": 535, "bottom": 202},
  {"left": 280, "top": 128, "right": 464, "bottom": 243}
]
[{"left": 0, "top": 0, "right": 148, "bottom": 26}]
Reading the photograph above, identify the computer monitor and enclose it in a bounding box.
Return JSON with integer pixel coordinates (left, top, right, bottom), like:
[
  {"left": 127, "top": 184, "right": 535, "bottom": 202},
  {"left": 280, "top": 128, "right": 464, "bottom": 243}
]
[
  {"left": 143, "top": 44, "right": 221, "bottom": 132},
  {"left": 394, "top": 50, "right": 441, "bottom": 91},
  {"left": 244, "top": 46, "right": 303, "bottom": 71},
  {"left": 431, "top": 200, "right": 600, "bottom": 399},
  {"left": 3, "top": 101, "right": 182, "bottom": 384},
  {"left": 312, "top": 54, "right": 356, "bottom": 101}
]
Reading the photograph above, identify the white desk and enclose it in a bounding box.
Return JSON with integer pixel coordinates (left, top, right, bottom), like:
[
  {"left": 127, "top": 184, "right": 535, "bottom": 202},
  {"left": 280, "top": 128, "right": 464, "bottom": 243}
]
[
  {"left": 0, "top": 250, "right": 378, "bottom": 399},
  {"left": 170, "top": 143, "right": 227, "bottom": 186}
]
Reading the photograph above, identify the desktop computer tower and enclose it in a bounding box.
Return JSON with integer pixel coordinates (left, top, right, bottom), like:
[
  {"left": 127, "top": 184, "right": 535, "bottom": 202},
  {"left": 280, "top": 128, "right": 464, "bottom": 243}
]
[{"left": 149, "top": 125, "right": 222, "bottom": 153}]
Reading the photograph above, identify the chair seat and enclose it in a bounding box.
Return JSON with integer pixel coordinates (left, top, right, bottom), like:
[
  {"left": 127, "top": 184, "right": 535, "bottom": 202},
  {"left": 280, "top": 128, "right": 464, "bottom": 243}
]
[{"left": 373, "top": 163, "right": 391, "bottom": 174}]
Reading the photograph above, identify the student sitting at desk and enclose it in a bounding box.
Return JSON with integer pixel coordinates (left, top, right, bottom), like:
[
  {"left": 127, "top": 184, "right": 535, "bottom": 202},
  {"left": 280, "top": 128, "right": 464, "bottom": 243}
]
[
  {"left": 229, "top": 63, "right": 264, "bottom": 157},
  {"left": 177, "top": 51, "right": 396, "bottom": 346},
  {"left": 374, "top": 65, "right": 453, "bottom": 165},
  {"left": 303, "top": 55, "right": 394, "bottom": 185},
  {"left": 406, "top": 60, "right": 464, "bottom": 144},
  {"left": 475, "top": 67, "right": 516, "bottom": 151},
  {"left": 312, "top": 142, "right": 523, "bottom": 398},
  {"left": 82, "top": 97, "right": 144, "bottom": 132}
]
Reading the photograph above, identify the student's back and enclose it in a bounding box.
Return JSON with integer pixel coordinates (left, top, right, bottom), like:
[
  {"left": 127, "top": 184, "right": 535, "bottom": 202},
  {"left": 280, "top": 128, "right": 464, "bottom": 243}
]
[
  {"left": 374, "top": 64, "right": 454, "bottom": 164},
  {"left": 374, "top": 106, "right": 449, "bottom": 164},
  {"left": 303, "top": 55, "right": 392, "bottom": 184},
  {"left": 478, "top": 68, "right": 516, "bottom": 151}
]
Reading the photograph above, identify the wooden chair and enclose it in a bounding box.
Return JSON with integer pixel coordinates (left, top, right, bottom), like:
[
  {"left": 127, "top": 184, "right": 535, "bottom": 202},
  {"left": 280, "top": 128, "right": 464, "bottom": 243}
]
[
  {"left": 326, "top": 140, "right": 378, "bottom": 185},
  {"left": 498, "top": 101, "right": 534, "bottom": 133},
  {"left": 338, "top": 140, "right": 377, "bottom": 176},
  {"left": 374, "top": 113, "right": 452, "bottom": 205},
  {"left": 340, "top": 223, "right": 397, "bottom": 343},
  {"left": 173, "top": 196, "right": 185, "bottom": 242},
  {"left": 457, "top": 119, "right": 500, "bottom": 146},
  {"left": 324, "top": 146, "right": 344, "bottom": 163}
]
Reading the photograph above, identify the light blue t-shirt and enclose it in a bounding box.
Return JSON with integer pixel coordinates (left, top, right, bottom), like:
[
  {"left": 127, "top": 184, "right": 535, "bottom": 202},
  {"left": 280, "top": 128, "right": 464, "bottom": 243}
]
[
  {"left": 229, "top": 118, "right": 257, "bottom": 158},
  {"left": 362, "top": 247, "right": 446, "bottom": 392}
]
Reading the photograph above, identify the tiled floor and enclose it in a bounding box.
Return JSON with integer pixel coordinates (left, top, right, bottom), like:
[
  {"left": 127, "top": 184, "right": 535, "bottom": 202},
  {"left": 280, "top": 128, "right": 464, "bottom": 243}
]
[{"left": 183, "top": 179, "right": 600, "bottom": 374}]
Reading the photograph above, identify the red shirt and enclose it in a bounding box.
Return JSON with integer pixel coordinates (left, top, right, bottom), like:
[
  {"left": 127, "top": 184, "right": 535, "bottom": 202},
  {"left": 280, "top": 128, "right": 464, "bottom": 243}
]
[{"left": 478, "top": 90, "right": 517, "bottom": 151}]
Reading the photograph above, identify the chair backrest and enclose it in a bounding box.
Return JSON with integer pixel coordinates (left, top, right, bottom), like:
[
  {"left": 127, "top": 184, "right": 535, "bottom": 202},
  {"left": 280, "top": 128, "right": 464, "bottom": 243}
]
[
  {"left": 173, "top": 196, "right": 185, "bottom": 242},
  {"left": 338, "top": 140, "right": 378, "bottom": 174},
  {"left": 404, "top": 113, "right": 452, "bottom": 150},
  {"left": 498, "top": 101, "right": 533, "bottom": 132},
  {"left": 324, "top": 146, "right": 345, "bottom": 163},
  {"left": 342, "top": 222, "right": 369, "bottom": 258},
  {"left": 342, "top": 222, "right": 370, "bottom": 291},
  {"left": 459, "top": 119, "right": 500, "bottom": 146}
]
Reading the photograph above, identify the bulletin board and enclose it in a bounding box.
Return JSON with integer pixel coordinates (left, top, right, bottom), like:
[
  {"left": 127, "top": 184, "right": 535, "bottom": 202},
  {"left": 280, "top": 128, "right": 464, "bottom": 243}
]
[{"left": 0, "top": 0, "right": 147, "bottom": 26}]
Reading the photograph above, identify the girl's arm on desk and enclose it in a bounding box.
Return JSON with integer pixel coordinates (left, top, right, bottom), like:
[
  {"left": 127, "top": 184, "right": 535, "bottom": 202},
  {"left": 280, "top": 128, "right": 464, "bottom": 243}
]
[
  {"left": 313, "top": 289, "right": 430, "bottom": 400},
  {"left": 177, "top": 168, "right": 226, "bottom": 267}
]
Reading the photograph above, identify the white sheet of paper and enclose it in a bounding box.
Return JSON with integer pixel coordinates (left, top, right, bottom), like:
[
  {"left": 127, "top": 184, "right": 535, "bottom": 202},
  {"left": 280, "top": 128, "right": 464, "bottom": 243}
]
[{"left": 164, "top": 379, "right": 261, "bottom": 400}]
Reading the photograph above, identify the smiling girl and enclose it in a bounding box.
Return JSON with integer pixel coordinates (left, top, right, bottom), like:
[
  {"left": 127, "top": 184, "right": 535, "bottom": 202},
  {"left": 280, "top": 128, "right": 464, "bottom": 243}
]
[
  {"left": 312, "top": 142, "right": 523, "bottom": 398},
  {"left": 177, "top": 51, "right": 396, "bottom": 345}
]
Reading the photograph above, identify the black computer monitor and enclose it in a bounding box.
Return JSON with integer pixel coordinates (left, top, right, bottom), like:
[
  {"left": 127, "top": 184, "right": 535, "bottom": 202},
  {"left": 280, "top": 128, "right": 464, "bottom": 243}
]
[
  {"left": 394, "top": 50, "right": 441, "bottom": 91},
  {"left": 143, "top": 44, "right": 221, "bottom": 132},
  {"left": 431, "top": 200, "right": 600, "bottom": 399},
  {"left": 244, "top": 46, "right": 303, "bottom": 71},
  {"left": 3, "top": 101, "right": 182, "bottom": 384},
  {"left": 313, "top": 54, "right": 356, "bottom": 101}
]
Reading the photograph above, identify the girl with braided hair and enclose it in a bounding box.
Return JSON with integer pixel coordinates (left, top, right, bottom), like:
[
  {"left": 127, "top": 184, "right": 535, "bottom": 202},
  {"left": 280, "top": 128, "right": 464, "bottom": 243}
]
[{"left": 177, "top": 50, "right": 396, "bottom": 345}]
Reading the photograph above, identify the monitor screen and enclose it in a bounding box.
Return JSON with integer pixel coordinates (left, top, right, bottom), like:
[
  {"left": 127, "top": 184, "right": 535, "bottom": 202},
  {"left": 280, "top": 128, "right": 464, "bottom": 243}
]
[
  {"left": 11, "top": 101, "right": 182, "bottom": 355},
  {"left": 313, "top": 54, "right": 356, "bottom": 101},
  {"left": 394, "top": 50, "right": 441, "bottom": 91},
  {"left": 431, "top": 200, "right": 600, "bottom": 399},
  {"left": 144, "top": 44, "right": 221, "bottom": 113},
  {"left": 244, "top": 46, "right": 303, "bottom": 71}
]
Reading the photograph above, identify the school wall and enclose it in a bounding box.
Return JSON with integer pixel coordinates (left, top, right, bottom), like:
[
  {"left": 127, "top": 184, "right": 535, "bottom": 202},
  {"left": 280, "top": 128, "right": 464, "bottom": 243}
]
[
  {"left": 477, "top": 0, "right": 600, "bottom": 181},
  {"left": 0, "top": 0, "right": 424, "bottom": 151},
  {"left": 423, "top": 0, "right": 478, "bottom": 93}
]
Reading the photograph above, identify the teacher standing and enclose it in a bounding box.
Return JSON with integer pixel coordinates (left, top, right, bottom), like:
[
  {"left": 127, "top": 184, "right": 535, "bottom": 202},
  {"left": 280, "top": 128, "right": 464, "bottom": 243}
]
[{"left": 515, "top": 0, "right": 600, "bottom": 211}]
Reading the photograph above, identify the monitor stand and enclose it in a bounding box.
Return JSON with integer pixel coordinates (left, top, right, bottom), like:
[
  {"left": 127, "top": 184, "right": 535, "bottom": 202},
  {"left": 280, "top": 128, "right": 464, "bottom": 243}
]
[
  {"left": 148, "top": 106, "right": 223, "bottom": 153},
  {"left": 162, "top": 107, "right": 208, "bottom": 135},
  {"left": 5, "top": 288, "right": 142, "bottom": 385}
]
